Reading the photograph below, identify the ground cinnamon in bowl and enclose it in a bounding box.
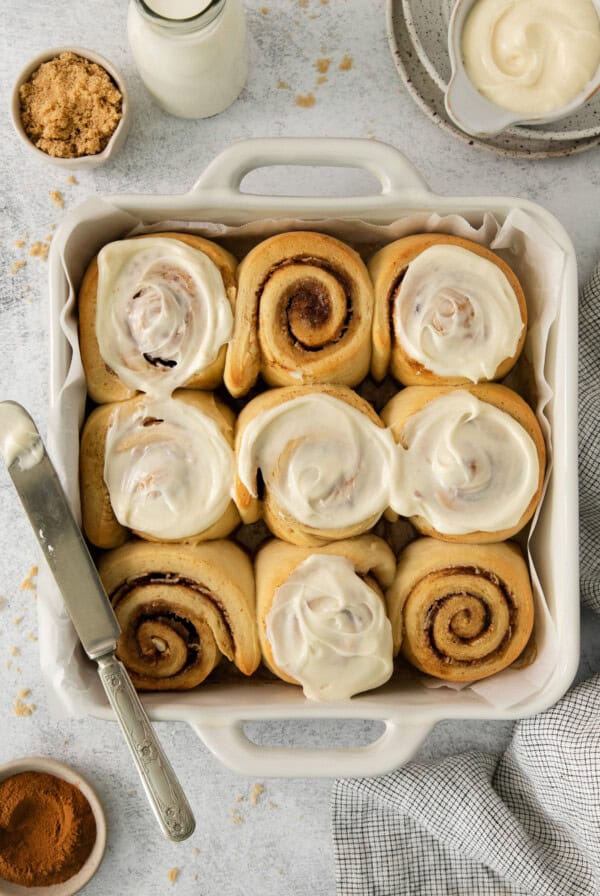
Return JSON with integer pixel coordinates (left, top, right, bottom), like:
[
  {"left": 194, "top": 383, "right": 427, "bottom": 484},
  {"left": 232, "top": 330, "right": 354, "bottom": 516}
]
[{"left": 0, "top": 770, "right": 97, "bottom": 887}]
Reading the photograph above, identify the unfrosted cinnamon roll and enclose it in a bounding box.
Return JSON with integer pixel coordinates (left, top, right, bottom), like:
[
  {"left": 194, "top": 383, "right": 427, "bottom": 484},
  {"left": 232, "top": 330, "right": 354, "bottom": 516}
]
[
  {"left": 234, "top": 384, "right": 398, "bottom": 546},
  {"left": 255, "top": 536, "right": 396, "bottom": 700},
  {"left": 79, "top": 232, "right": 237, "bottom": 403},
  {"left": 80, "top": 390, "right": 239, "bottom": 548},
  {"left": 369, "top": 234, "right": 527, "bottom": 385},
  {"left": 387, "top": 538, "right": 534, "bottom": 682},
  {"left": 98, "top": 540, "right": 260, "bottom": 690},
  {"left": 224, "top": 231, "right": 374, "bottom": 398},
  {"left": 382, "top": 384, "right": 546, "bottom": 542}
]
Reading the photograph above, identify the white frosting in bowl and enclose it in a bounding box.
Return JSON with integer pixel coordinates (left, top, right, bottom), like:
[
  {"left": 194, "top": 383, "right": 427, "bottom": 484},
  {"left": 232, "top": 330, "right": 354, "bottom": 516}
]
[
  {"left": 104, "top": 397, "right": 234, "bottom": 539},
  {"left": 395, "top": 244, "right": 523, "bottom": 381},
  {"left": 237, "top": 394, "right": 398, "bottom": 531},
  {"left": 393, "top": 390, "right": 540, "bottom": 534},
  {"left": 461, "top": 0, "right": 600, "bottom": 115},
  {"left": 95, "top": 237, "right": 233, "bottom": 398},
  {"left": 266, "top": 554, "right": 394, "bottom": 701}
]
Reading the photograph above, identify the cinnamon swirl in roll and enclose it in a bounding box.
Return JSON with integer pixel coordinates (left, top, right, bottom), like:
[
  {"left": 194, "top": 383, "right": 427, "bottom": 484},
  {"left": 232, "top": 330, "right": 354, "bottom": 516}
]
[
  {"left": 387, "top": 538, "right": 534, "bottom": 682},
  {"left": 255, "top": 536, "right": 396, "bottom": 700},
  {"left": 383, "top": 384, "right": 546, "bottom": 542},
  {"left": 98, "top": 540, "right": 260, "bottom": 690},
  {"left": 79, "top": 232, "right": 237, "bottom": 403},
  {"left": 80, "top": 390, "right": 239, "bottom": 548},
  {"left": 234, "top": 384, "right": 398, "bottom": 546},
  {"left": 224, "top": 231, "right": 374, "bottom": 397},
  {"left": 369, "top": 234, "right": 527, "bottom": 385}
]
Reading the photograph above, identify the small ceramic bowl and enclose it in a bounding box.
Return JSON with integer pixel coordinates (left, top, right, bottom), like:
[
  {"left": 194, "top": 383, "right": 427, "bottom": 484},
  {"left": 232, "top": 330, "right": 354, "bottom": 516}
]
[
  {"left": 10, "top": 47, "right": 130, "bottom": 169},
  {"left": 0, "top": 756, "right": 107, "bottom": 896},
  {"left": 446, "top": 0, "right": 600, "bottom": 137}
]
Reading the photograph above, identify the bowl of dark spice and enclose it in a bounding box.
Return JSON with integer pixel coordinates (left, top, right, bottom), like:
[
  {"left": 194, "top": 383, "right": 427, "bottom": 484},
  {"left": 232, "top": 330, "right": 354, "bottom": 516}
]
[
  {"left": 10, "top": 47, "right": 130, "bottom": 169},
  {"left": 0, "top": 757, "right": 106, "bottom": 895}
]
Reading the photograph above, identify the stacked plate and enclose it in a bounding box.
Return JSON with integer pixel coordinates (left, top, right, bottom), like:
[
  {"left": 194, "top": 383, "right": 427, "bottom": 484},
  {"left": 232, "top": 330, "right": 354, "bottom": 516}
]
[{"left": 387, "top": 0, "right": 600, "bottom": 158}]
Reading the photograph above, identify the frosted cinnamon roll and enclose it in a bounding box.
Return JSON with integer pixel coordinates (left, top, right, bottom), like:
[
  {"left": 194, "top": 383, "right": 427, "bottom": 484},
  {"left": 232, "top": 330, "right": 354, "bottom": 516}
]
[
  {"left": 235, "top": 385, "right": 398, "bottom": 546},
  {"left": 370, "top": 234, "right": 527, "bottom": 385},
  {"left": 382, "top": 384, "right": 546, "bottom": 542},
  {"left": 387, "top": 538, "right": 534, "bottom": 682},
  {"left": 255, "top": 536, "right": 396, "bottom": 700},
  {"left": 79, "top": 232, "right": 237, "bottom": 403},
  {"left": 224, "top": 231, "right": 374, "bottom": 398},
  {"left": 98, "top": 540, "right": 260, "bottom": 690},
  {"left": 80, "top": 390, "right": 239, "bottom": 548}
]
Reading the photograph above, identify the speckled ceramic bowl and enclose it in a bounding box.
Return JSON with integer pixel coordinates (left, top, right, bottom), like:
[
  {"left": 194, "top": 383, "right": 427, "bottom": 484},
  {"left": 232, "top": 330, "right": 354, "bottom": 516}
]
[
  {"left": 10, "top": 47, "right": 130, "bottom": 170},
  {"left": 0, "top": 756, "right": 107, "bottom": 896},
  {"left": 446, "top": 0, "right": 600, "bottom": 137}
]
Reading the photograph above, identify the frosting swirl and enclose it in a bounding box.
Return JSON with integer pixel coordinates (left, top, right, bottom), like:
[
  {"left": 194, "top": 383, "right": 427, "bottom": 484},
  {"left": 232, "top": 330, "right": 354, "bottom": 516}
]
[
  {"left": 266, "top": 554, "right": 394, "bottom": 701},
  {"left": 104, "top": 397, "right": 234, "bottom": 539},
  {"left": 237, "top": 394, "right": 398, "bottom": 531},
  {"left": 394, "top": 244, "right": 523, "bottom": 381},
  {"left": 462, "top": 0, "right": 600, "bottom": 114},
  {"left": 393, "top": 390, "right": 539, "bottom": 534},
  {"left": 96, "top": 237, "right": 233, "bottom": 398}
]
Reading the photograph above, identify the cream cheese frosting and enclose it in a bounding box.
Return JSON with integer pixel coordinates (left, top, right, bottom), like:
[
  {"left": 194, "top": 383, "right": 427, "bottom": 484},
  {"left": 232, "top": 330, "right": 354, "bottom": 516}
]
[
  {"left": 95, "top": 237, "right": 233, "bottom": 398},
  {"left": 266, "top": 554, "right": 394, "bottom": 701},
  {"left": 104, "top": 397, "right": 234, "bottom": 539},
  {"left": 0, "top": 402, "right": 43, "bottom": 471},
  {"left": 393, "top": 390, "right": 539, "bottom": 534},
  {"left": 462, "top": 0, "right": 600, "bottom": 115},
  {"left": 237, "top": 394, "right": 398, "bottom": 531},
  {"left": 394, "top": 244, "right": 523, "bottom": 381}
]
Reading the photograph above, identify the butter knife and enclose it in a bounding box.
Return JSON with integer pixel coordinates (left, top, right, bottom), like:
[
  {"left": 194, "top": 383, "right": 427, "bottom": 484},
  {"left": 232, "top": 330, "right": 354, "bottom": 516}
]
[{"left": 0, "top": 401, "right": 195, "bottom": 842}]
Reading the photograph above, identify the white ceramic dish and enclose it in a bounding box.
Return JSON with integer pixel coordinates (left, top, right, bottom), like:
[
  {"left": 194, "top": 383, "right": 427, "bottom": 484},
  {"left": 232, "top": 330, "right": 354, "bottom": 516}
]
[
  {"left": 46, "top": 138, "right": 579, "bottom": 778},
  {"left": 0, "top": 757, "right": 106, "bottom": 896},
  {"left": 10, "top": 47, "right": 130, "bottom": 170},
  {"left": 445, "top": 0, "right": 600, "bottom": 137},
  {"left": 388, "top": 0, "right": 600, "bottom": 157}
]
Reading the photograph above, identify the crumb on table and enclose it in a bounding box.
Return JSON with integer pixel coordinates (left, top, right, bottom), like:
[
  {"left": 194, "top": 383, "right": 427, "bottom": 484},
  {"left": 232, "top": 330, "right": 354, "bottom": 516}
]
[
  {"left": 49, "top": 190, "right": 64, "bottom": 209},
  {"left": 296, "top": 93, "right": 316, "bottom": 108},
  {"left": 67, "top": 175, "right": 78, "bottom": 185},
  {"left": 11, "top": 260, "right": 26, "bottom": 274},
  {"left": 29, "top": 241, "right": 50, "bottom": 261},
  {"left": 14, "top": 698, "right": 36, "bottom": 717},
  {"left": 19, "top": 566, "right": 39, "bottom": 590},
  {"left": 315, "top": 57, "right": 331, "bottom": 74},
  {"left": 167, "top": 868, "right": 179, "bottom": 884},
  {"left": 277, "top": 80, "right": 289, "bottom": 89},
  {"left": 250, "top": 783, "right": 265, "bottom": 806},
  {"left": 339, "top": 55, "right": 353, "bottom": 71}
]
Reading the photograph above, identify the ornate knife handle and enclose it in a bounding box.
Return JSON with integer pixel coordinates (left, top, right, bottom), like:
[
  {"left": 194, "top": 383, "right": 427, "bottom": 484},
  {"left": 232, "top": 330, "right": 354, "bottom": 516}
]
[{"left": 97, "top": 653, "right": 196, "bottom": 841}]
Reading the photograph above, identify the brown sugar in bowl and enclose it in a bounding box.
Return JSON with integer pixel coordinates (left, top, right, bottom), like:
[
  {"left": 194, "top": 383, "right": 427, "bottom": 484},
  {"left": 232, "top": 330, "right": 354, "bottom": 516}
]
[
  {"left": 0, "top": 757, "right": 107, "bottom": 896},
  {"left": 10, "top": 47, "right": 130, "bottom": 170}
]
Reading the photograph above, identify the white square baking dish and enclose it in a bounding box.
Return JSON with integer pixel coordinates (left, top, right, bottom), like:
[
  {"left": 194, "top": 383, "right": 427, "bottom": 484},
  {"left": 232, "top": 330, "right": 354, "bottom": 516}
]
[{"left": 44, "top": 138, "right": 579, "bottom": 778}]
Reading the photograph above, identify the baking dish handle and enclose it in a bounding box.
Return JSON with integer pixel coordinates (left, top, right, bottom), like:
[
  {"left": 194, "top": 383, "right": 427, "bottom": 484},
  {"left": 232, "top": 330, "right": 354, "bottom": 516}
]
[
  {"left": 190, "top": 137, "right": 430, "bottom": 202},
  {"left": 190, "top": 718, "right": 430, "bottom": 778}
]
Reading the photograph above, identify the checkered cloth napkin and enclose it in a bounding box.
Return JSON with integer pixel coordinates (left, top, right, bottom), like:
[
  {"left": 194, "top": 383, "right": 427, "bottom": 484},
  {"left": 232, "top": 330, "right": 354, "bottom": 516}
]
[{"left": 332, "top": 265, "right": 600, "bottom": 896}]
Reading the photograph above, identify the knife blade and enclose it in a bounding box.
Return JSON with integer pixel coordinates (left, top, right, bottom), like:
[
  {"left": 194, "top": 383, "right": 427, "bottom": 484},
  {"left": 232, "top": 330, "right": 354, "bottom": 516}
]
[{"left": 0, "top": 401, "right": 196, "bottom": 841}]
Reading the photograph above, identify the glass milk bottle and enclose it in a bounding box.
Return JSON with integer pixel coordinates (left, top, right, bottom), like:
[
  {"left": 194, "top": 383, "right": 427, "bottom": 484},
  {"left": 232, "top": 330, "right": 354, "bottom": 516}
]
[{"left": 127, "top": 0, "right": 247, "bottom": 119}]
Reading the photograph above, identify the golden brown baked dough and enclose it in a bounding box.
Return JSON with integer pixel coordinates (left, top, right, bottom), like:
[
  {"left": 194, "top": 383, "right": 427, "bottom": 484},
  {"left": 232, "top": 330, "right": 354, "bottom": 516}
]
[
  {"left": 224, "top": 231, "right": 374, "bottom": 397},
  {"left": 369, "top": 233, "right": 527, "bottom": 385},
  {"left": 387, "top": 538, "right": 534, "bottom": 682},
  {"left": 255, "top": 535, "right": 396, "bottom": 685},
  {"left": 78, "top": 232, "right": 237, "bottom": 404},
  {"left": 234, "top": 384, "right": 391, "bottom": 546},
  {"left": 381, "top": 383, "right": 546, "bottom": 543},
  {"left": 80, "top": 390, "right": 239, "bottom": 548},
  {"left": 98, "top": 540, "right": 260, "bottom": 690}
]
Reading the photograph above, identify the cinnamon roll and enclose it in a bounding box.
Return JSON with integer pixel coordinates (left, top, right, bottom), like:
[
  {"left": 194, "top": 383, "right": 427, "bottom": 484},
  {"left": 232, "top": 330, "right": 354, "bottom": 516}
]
[
  {"left": 369, "top": 234, "right": 527, "bottom": 385},
  {"left": 382, "top": 384, "right": 546, "bottom": 542},
  {"left": 78, "top": 232, "right": 237, "bottom": 403},
  {"left": 224, "top": 231, "right": 374, "bottom": 398},
  {"left": 387, "top": 538, "right": 534, "bottom": 682},
  {"left": 234, "top": 384, "right": 398, "bottom": 546},
  {"left": 80, "top": 390, "right": 239, "bottom": 548},
  {"left": 255, "top": 536, "right": 396, "bottom": 700},
  {"left": 97, "top": 540, "right": 260, "bottom": 690}
]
